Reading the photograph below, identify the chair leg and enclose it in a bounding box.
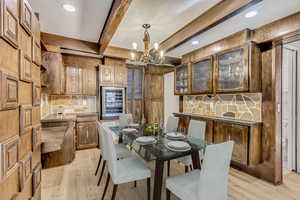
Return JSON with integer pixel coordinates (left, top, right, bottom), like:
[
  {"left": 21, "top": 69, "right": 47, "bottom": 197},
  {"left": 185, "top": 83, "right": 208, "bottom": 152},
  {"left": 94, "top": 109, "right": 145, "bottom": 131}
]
[
  {"left": 147, "top": 178, "right": 151, "bottom": 200},
  {"left": 97, "top": 160, "right": 106, "bottom": 186},
  {"left": 111, "top": 184, "right": 118, "bottom": 200},
  {"left": 134, "top": 181, "right": 137, "bottom": 187},
  {"left": 95, "top": 154, "right": 102, "bottom": 176},
  {"left": 167, "top": 160, "right": 170, "bottom": 176},
  {"left": 185, "top": 165, "right": 188, "bottom": 173},
  {"left": 101, "top": 173, "right": 110, "bottom": 200},
  {"left": 166, "top": 188, "right": 171, "bottom": 200},
  {"left": 190, "top": 164, "right": 193, "bottom": 171}
]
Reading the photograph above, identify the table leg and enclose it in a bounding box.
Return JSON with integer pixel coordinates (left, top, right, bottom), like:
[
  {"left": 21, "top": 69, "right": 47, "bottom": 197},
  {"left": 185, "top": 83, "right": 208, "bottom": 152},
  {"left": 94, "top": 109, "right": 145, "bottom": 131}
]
[
  {"left": 153, "top": 160, "right": 164, "bottom": 200},
  {"left": 191, "top": 150, "right": 201, "bottom": 169}
]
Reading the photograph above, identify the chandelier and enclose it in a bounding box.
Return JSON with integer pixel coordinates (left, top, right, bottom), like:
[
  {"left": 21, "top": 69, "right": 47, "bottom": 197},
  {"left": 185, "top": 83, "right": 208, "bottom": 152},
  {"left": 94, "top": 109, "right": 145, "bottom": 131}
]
[{"left": 130, "top": 24, "right": 164, "bottom": 64}]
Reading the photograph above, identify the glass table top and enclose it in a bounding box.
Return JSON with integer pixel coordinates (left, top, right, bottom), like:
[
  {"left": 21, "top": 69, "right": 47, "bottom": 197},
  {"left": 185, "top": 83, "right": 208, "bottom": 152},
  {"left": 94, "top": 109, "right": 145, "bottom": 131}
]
[{"left": 109, "top": 126, "right": 208, "bottom": 162}]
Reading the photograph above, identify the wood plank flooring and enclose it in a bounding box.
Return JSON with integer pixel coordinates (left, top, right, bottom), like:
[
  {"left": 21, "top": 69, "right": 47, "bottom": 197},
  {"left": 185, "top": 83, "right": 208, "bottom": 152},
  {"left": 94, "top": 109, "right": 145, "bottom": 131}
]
[{"left": 42, "top": 149, "right": 300, "bottom": 200}]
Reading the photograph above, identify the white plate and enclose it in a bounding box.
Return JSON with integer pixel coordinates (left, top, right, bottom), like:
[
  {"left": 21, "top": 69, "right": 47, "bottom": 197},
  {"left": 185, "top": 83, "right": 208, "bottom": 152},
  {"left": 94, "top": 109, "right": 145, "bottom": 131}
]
[
  {"left": 167, "top": 141, "right": 190, "bottom": 150},
  {"left": 129, "top": 123, "right": 140, "bottom": 127},
  {"left": 166, "top": 132, "right": 184, "bottom": 139},
  {"left": 122, "top": 128, "right": 137, "bottom": 133},
  {"left": 166, "top": 145, "right": 191, "bottom": 152},
  {"left": 136, "top": 136, "right": 156, "bottom": 144}
]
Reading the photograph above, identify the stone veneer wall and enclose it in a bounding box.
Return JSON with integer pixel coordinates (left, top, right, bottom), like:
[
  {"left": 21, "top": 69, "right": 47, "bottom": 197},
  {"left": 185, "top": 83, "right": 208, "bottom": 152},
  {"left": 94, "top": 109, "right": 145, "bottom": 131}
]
[
  {"left": 41, "top": 94, "right": 97, "bottom": 118},
  {"left": 183, "top": 93, "right": 262, "bottom": 122}
]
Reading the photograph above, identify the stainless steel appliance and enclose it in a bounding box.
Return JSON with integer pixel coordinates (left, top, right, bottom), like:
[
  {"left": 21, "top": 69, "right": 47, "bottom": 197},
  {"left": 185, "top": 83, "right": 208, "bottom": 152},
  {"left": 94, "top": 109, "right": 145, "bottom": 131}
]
[{"left": 101, "top": 87, "right": 125, "bottom": 119}]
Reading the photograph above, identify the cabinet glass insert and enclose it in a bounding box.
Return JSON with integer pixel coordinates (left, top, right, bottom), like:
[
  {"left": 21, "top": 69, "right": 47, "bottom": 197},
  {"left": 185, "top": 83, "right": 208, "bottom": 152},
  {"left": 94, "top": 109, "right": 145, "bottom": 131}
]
[
  {"left": 176, "top": 64, "right": 189, "bottom": 93},
  {"left": 192, "top": 59, "right": 211, "bottom": 92},
  {"left": 218, "top": 48, "right": 245, "bottom": 90}
]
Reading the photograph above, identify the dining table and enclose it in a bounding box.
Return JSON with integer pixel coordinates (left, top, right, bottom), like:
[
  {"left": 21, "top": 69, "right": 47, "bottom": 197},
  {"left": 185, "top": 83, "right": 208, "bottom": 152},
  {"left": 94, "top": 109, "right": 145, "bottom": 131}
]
[{"left": 108, "top": 125, "right": 208, "bottom": 200}]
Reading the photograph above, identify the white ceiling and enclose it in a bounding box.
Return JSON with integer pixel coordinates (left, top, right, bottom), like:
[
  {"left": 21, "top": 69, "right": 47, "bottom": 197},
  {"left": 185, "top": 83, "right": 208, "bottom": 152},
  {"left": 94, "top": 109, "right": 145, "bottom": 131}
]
[
  {"left": 110, "top": 0, "right": 222, "bottom": 51},
  {"left": 28, "top": 0, "right": 113, "bottom": 42},
  {"left": 167, "top": 0, "right": 300, "bottom": 57}
]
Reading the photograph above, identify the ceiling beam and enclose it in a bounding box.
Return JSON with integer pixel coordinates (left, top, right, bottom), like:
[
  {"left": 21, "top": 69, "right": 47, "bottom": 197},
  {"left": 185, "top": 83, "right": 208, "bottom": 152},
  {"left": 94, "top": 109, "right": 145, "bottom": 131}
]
[
  {"left": 41, "top": 32, "right": 99, "bottom": 54},
  {"left": 99, "top": 0, "right": 133, "bottom": 54},
  {"left": 159, "top": 0, "right": 262, "bottom": 52}
]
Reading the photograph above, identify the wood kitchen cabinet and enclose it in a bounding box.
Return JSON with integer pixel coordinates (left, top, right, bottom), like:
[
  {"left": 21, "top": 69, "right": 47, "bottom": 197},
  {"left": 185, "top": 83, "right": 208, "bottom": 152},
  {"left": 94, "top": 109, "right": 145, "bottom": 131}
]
[
  {"left": 214, "top": 122, "right": 248, "bottom": 165},
  {"left": 99, "top": 65, "right": 114, "bottom": 86},
  {"left": 76, "top": 122, "right": 98, "bottom": 150},
  {"left": 65, "top": 65, "right": 82, "bottom": 95},
  {"left": 19, "top": 50, "right": 32, "bottom": 82},
  {"left": 0, "top": 0, "right": 19, "bottom": 48},
  {"left": 82, "top": 67, "right": 97, "bottom": 95},
  {"left": 20, "top": 0, "right": 32, "bottom": 35},
  {"left": 114, "top": 65, "right": 127, "bottom": 87},
  {"left": 175, "top": 63, "right": 190, "bottom": 95},
  {"left": 0, "top": 71, "right": 18, "bottom": 110},
  {"left": 191, "top": 57, "right": 213, "bottom": 94},
  {"left": 100, "top": 57, "right": 127, "bottom": 87},
  {"left": 42, "top": 52, "right": 65, "bottom": 94}
]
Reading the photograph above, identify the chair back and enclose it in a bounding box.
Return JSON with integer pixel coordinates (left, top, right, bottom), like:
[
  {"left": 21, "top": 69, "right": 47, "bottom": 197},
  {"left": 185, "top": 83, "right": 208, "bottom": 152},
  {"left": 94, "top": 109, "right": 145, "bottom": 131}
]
[
  {"left": 198, "top": 141, "right": 234, "bottom": 200},
  {"left": 188, "top": 120, "right": 206, "bottom": 139},
  {"left": 102, "top": 126, "right": 118, "bottom": 182},
  {"left": 166, "top": 116, "right": 179, "bottom": 132},
  {"left": 119, "top": 114, "right": 133, "bottom": 127},
  {"left": 97, "top": 121, "right": 108, "bottom": 160}
]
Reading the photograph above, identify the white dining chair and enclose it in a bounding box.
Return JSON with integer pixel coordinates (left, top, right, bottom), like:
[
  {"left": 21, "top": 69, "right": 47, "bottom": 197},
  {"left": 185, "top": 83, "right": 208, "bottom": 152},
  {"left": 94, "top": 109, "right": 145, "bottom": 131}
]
[
  {"left": 101, "top": 125, "right": 151, "bottom": 200},
  {"left": 119, "top": 113, "right": 133, "bottom": 128},
  {"left": 166, "top": 116, "right": 179, "bottom": 132},
  {"left": 95, "top": 121, "right": 131, "bottom": 186},
  {"left": 166, "top": 141, "right": 234, "bottom": 200},
  {"left": 176, "top": 120, "right": 206, "bottom": 171}
]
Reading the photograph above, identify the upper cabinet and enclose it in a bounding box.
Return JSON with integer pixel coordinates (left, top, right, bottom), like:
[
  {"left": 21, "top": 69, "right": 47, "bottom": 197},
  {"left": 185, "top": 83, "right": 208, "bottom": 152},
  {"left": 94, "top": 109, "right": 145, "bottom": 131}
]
[
  {"left": 65, "top": 65, "right": 82, "bottom": 95},
  {"left": 114, "top": 65, "right": 127, "bottom": 87},
  {"left": 20, "top": 0, "right": 32, "bottom": 35},
  {"left": 175, "top": 64, "right": 190, "bottom": 95},
  {"left": 82, "top": 67, "right": 97, "bottom": 95},
  {"left": 0, "top": 0, "right": 19, "bottom": 48},
  {"left": 175, "top": 42, "right": 261, "bottom": 95},
  {"left": 191, "top": 57, "right": 213, "bottom": 94}
]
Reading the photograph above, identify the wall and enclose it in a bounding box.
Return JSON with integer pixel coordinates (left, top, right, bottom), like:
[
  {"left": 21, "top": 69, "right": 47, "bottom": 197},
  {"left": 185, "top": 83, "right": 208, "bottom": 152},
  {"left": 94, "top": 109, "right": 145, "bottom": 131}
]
[
  {"left": 164, "top": 72, "right": 179, "bottom": 126},
  {"left": 183, "top": 93, "right": 262, "bottom": 122},
  {"left": 0, "top": 0, "right": 42, "bottom": 199}
]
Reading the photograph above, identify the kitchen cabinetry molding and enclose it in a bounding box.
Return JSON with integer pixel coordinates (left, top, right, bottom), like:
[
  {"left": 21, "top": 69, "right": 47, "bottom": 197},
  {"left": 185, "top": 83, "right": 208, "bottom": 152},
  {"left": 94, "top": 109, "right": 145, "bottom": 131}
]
[
  {"left": 0, "top": 0, "right": 19, "bottom": 48},
  {"left": 19, "top": 50, "right": 32, "bottom": 82},
  {"left": 19, "top": 0, "right": 32, "bottom": 35},
  {"left": 0, "top": 135, "right": 20, "bottom": 183},
  {"left": 0, "top": 71, "right": 18, "bottom": 110},
  {"left": 19, "top": 152, "right": 32, "bottom": 191},
  {"left": 19, "top": 104, "right": 32, "bottom": 135}
]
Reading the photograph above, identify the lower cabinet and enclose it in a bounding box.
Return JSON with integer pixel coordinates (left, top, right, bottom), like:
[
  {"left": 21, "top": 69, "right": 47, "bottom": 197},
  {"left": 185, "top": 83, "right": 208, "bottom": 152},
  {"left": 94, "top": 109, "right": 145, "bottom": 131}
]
[
  {"left": 214, "top": 122, "right": 249, "bottom": 166},
  {"left": 76, "top": 122, "right": 98, "bottom": 150}
]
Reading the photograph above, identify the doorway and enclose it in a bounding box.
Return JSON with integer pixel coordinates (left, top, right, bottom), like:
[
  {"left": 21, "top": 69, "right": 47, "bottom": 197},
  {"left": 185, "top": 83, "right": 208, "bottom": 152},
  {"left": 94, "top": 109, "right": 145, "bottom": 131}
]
[{"left": 282, "top": 41, "right": 300, "bottom": 174}]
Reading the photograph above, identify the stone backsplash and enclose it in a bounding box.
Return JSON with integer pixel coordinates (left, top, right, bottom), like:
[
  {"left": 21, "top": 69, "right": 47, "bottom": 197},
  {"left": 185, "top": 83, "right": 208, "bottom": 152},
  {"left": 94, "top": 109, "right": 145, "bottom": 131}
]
[
  {"left": 183, "top": 93, "right": 262, "bottom": 122},
  {"left": 41, "top": 94, "right": 97, "bottom": 118}
]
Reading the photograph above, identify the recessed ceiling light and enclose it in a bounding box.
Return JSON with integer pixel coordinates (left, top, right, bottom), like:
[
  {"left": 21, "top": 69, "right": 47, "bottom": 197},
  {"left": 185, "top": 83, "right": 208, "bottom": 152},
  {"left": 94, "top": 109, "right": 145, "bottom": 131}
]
[
  {"left": 245, "top": 11, "right": 257, "bottom": 18},
  {"left": 192, "top": 40, "right": 199, "bottom": 45},
  {"left": 214, "top": 46, "right": 221, "bottom": 51},
  {"left": 63, "top": 4, "right": 76, "bottom": 12},
  {"left": 132, "top": 42, "right": 137, "bottom": 50}
]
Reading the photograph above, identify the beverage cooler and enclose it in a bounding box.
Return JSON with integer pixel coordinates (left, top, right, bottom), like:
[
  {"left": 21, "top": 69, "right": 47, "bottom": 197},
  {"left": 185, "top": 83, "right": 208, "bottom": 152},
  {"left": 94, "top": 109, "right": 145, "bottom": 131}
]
[{"left": 101, "top": 87, "right": 125, "bottom": 120}]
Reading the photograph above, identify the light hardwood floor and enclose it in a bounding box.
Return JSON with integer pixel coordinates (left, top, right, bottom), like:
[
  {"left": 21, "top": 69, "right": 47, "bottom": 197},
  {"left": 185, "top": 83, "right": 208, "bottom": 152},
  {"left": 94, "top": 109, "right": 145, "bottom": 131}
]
[{"left": 42, "top": 149, "right": 300, "bottom": 200}]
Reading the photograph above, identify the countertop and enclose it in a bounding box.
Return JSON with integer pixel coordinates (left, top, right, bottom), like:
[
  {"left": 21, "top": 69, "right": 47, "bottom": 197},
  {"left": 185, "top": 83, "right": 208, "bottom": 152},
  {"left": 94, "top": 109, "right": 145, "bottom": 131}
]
[
  {"left": 173, "top": 112, "right": 262, "bottom": 126},
  {"left": 41, "top": 112, "right": 98, "bottom": 123}
]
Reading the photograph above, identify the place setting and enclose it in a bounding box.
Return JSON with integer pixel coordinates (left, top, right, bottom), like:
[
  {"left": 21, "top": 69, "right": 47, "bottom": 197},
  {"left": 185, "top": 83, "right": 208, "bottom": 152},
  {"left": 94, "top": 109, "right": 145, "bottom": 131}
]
[{"left": 135, "top": 136, "right": 157, "bottom": 145}]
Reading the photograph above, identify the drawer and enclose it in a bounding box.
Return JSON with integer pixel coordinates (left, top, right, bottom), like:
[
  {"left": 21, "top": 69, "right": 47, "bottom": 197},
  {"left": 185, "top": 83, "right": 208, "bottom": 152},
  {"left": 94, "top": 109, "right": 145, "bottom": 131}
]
[
  {"left": 19, "top": 152, "right": 32, "bottom": 191},
  {"left": 32, "top": 163, "right": 41, "bottom": 195},
  {"left": 32, "top": 84, "right": 41, "bottom": 106},
  {"left": 32, "top": 124, "right": 41, "bottom": 151},
  {"left": 0, "top": 135, "right": 20, "bottom": 183},
  {"left": 0, "top": 72, "right": 18, "bottom": 110},
  {"left": 20, "top": 105, "right": 32, "bottom": 135}
]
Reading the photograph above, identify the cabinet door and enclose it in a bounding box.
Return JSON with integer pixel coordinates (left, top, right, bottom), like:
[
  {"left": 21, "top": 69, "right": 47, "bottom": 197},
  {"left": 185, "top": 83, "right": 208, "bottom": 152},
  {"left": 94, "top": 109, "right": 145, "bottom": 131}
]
[
  {"left": 175, "top": 64, "right": 190, "bottom": 95},
  {"left": 32, "top": 84, "right": 41, "bottom": 106},
  {"left": 32, "top": 38, "right": 41, "bottom": 66},
  {"left": 19, "top": 152, "right": 32, "bottom": 191},
  {"left": 114, "top": 66, "right": 127, "bottom": 87},
  {"left": 19, "top": 0, "right": 32, "bottom": 35},
  {"left": 0, "top": 135, "right": 20, "bottom": 182},
  {"left": 32, "top": 164, "right": 41, "bottom": 195},
  {"left": 214, "top": 122, "right": 248, "bottom": 165},
  {"left": 215, "top": 45, "right": 249, "bottom": 93},
  {"left": 191, "top": 57, "right": 213, "bottom": 94},
  {"left": 82, "top": 67, "right": 96, "bottom": 95},
  {"left": 65, "top": 66, "right": 82, "bottom": 95},
  {"left": 0, "top": 72, "right": 18, "bottom": 110},
  {"left": 1, "top": 0, "right": 19, "bottom": 48},
  {"left": 19, "top": 50, "right": 32, "bottom": 82},
  {"left": 20, "top": 104, "right": 32, "bottom": 135},
  {"left": 86, "top": 122, "right": 98, "bottom": 147},
  {"left": 99, "top": 65, "right": 114, "bottom": 86},
  {"left": 32, "top": 12, "right": 40, "bottom": 41},
  {"left": 32, "top": 124, "right": 41, "bottom": 151},
  {"left": 76, "top": 122, "right": 98, "bottom": 150}
]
